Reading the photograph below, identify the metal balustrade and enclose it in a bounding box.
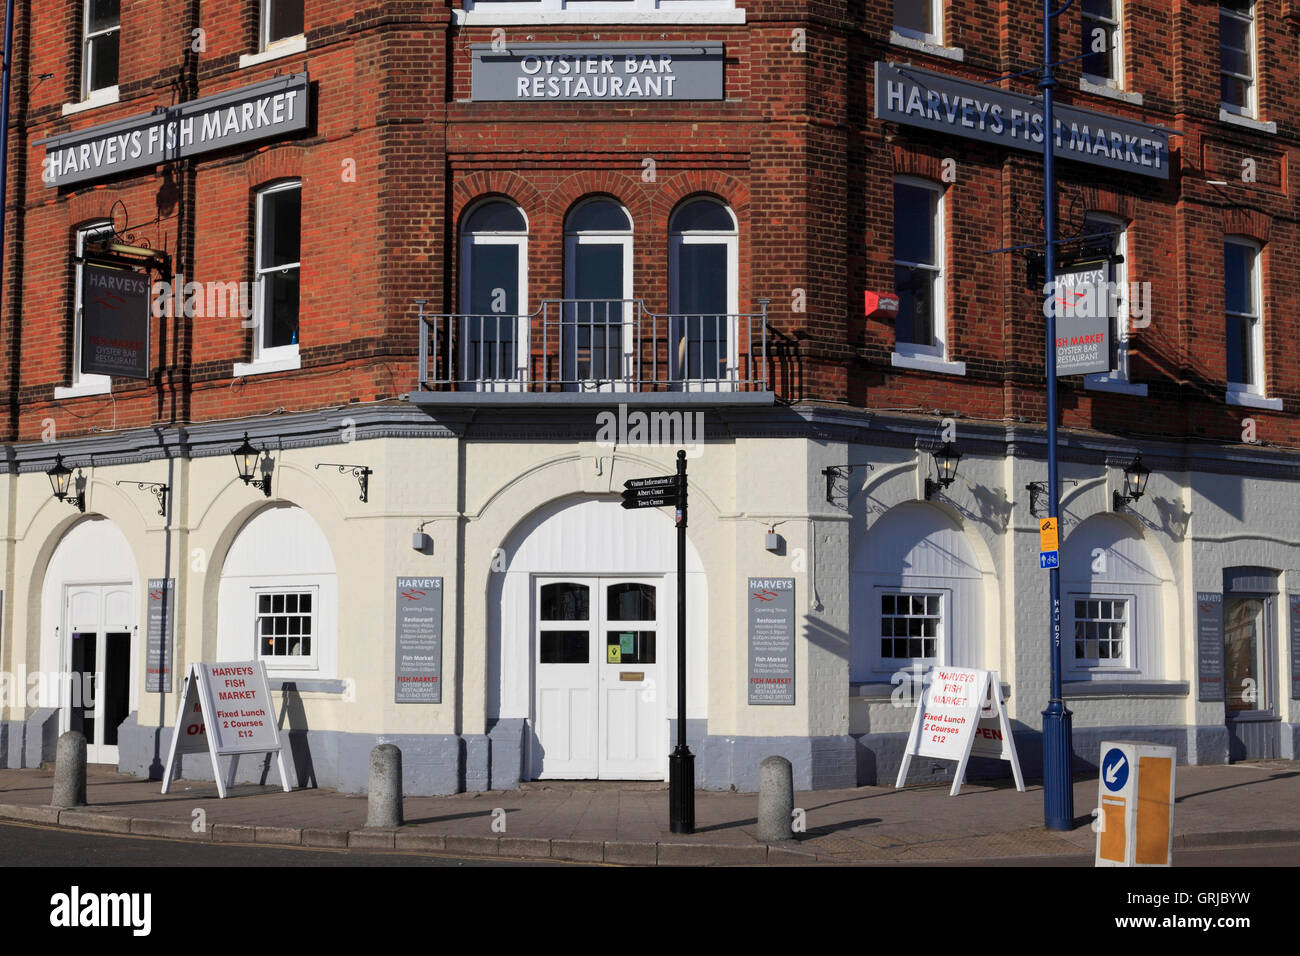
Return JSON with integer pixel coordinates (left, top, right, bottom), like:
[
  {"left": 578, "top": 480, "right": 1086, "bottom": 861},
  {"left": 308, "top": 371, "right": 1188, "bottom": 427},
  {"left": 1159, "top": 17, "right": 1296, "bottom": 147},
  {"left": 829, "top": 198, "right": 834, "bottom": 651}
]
[{"left": 415, "top": 297, "right": 770, "bottom": 395}]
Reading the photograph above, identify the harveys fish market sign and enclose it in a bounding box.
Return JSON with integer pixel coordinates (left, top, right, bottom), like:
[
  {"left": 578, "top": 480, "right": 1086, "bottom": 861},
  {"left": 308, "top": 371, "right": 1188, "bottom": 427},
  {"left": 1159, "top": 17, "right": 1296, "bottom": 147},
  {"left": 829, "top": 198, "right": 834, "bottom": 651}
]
[
  {"left": 472, "top": 43, "right": 724, "bottom": 101},
  {"left": 875, "top": 62, "right": 1172, "bottom": 179},
  {"left": 38, "top": 74, "right": 310, "bottom": 188}
]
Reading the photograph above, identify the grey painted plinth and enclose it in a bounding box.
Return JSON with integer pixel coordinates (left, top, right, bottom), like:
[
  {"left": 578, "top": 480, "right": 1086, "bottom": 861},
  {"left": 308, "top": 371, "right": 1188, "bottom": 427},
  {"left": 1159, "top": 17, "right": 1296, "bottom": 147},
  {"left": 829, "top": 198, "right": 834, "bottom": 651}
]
[
  {"left": 757, "top": 755, "right": 794, "bottom": 842},
  {"left": 366, "top": 744, "right": 403, "bottom": 828},
  {"left": 51, "top": 731, "right": 87, "bottom": 808}
]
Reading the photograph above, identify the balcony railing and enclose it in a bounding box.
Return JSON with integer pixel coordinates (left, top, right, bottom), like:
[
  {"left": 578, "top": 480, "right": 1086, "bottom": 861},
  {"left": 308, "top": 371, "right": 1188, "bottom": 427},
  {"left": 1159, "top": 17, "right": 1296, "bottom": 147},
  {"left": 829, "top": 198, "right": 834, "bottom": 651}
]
[{"left": 414, "top": 298, "right": 772, "bottom": 401}]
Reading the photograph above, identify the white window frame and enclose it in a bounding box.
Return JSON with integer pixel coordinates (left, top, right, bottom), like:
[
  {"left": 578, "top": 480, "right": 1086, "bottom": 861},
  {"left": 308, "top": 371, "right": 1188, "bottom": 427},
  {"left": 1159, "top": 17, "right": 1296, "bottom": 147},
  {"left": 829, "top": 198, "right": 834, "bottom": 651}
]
[
  {"left": 1082, "top": 213, "right": 1147, "bottom": 396},
  {"left": 262, "top": 0, "right": 305, "bottom": 51},
  {"left": 55, "top": 222, "right": 116, "bottom": 399},
  {"left": 1081, "top": 0, "right": 1124, "bottom": 88},
  {"left": 252, "top": 585, "right": 319, "bottom": 672},
  {"left": 892, "top": 177, "right": 955, "bottom": 369},
  {"left": 892, "top": 0, "right": 943, "bottom": 46},
  {"left": 669, "top": 198, "right": 739, "bottom": 387},
  {"left": 1067, "top": 593, "right": 1137, "bottom": 675},
  {"left": 460, "top": 200, "right": 529, "bottom": 388},
  {"left": 564, "top": 198, "right": 635, "bottom": 389},
  {"left": 81, "top": 0, "right": 121, "bottom": 101},
  {"left": 1219, "top": 1, "right": 1257, "bottom": 118},
  {"left": 456, "top": 0, "right": 744, "bottom": 26},
  {"left": 1224, "top": 236, "right": 1265, "bottom": 402},
  {"left": 238, "top": 180, "right": 302, "bottom": 376},
  {"left": 876, "top": 587, "right": 947, "bottom": 675}
]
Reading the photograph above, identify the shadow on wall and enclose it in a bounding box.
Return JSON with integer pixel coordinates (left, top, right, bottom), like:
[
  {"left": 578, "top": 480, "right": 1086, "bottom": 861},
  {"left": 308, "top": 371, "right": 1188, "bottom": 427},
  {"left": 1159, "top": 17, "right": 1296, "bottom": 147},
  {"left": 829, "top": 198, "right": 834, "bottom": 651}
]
[{"left": 277, "top": 684, "right": 318, "bottom": 790}]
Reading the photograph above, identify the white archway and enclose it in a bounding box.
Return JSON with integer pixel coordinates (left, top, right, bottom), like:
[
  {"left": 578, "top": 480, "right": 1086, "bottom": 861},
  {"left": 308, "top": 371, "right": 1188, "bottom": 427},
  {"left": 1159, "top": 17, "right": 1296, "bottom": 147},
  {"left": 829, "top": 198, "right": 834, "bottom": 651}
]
[
  {"left": 850, "top": 501, "right": 985, "bottom": 681},
  {"left": 38, "top": 516, "right": 141, "bottom": 762},
  {"left": 217, "top": 504, "right": 339, "bottom": 679},
  {"left": 487, "top": 495, "right": 707, "bottom": 780},
  {"left": 1061, "top": 514, "right": 1166, "bottom": 680}
]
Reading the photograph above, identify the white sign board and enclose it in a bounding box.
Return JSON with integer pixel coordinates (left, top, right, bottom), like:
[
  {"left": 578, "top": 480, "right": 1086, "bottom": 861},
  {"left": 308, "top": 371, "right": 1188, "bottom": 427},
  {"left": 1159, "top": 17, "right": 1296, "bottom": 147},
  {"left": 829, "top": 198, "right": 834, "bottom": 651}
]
[
  {"left": 896, "top": 666, "right": 1025, "bottom": 795},
  {"left": 161, "top": 660, "right": 290, "bottom": 798}
]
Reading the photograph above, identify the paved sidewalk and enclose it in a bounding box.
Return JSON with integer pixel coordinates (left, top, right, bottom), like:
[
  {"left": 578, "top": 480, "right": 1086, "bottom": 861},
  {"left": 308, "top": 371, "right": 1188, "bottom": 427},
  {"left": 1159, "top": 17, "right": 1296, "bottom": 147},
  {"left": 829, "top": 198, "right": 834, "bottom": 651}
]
[{"left": 2, "top": 762, "right": 1299, "bottom": 865}]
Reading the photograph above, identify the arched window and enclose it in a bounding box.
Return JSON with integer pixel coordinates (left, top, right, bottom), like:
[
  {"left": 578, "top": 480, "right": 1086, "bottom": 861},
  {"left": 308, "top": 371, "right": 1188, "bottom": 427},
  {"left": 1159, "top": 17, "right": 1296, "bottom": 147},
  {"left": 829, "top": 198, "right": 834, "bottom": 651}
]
[
  {"left": 218, "top": 504, "right": 338, "bottom": 677},
  {"left": 670, "top": 197, "right": 738, "bottom": 386},
  {"left": 850, "top": 503, "right": 983, "bottom": 682},
  {"left": 564, "top": 197, "right": 633, "bottom": 387},
  {"left": 1061, "top": 514, "right": 1165, "bottom": 679},
  {"left": 460, "top": 199, "right": 528, "bottom": 385}
]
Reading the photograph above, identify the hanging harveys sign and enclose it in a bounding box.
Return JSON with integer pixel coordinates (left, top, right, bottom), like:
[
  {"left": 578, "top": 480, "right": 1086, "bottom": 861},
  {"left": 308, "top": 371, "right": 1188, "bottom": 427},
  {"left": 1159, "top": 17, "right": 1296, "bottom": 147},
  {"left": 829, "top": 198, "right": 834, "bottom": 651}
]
[
  {"left": 81, "top": 263, "right": 151, "bottom": 379},
  {"left": 37, "top": 74, "right": 310, "bottom": 189}
]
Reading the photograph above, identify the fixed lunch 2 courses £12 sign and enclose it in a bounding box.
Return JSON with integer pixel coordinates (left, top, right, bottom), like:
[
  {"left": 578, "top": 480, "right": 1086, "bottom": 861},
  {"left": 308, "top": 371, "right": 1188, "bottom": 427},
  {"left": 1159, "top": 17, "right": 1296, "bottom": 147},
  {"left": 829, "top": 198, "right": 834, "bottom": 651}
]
[
  {"left": 81, "top": 264, "right": 151, "bottom": 379},
  {"left": 896, "top": 666, "right": 1025, "bottom": 796},
  {"left": 875, "top": 62, "right": 1171, "bottom": 180},
  {"left": 472, "top": 43, "right": 724, "bottom": 101},
  {"left": 161, "top": 660, "right": 290, "bottom": 798},
  {"left": 38, "top": 73, "right": 309, "bottom": 188}
]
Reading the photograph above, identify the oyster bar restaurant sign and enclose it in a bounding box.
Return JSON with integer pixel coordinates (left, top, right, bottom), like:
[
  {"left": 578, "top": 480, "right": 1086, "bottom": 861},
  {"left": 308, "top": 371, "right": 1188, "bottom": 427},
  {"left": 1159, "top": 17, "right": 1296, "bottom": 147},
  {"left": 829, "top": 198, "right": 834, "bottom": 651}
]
[
  {"left": 472, "top": 43, "right": 724, "bottom": 101},
  {"left": 875, "top": 62, "right": 1172, "bottom": 180},
  {"left": 38, "top": 73, "right": 310, "bottom": 188}
]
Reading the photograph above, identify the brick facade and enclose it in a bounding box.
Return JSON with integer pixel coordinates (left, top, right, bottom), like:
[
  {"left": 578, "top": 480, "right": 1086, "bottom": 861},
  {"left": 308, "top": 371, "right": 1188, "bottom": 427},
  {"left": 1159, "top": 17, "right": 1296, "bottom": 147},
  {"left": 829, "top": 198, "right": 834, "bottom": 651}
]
[{"left": 0, "top": 1, "right": 1296, "bottom": 457}]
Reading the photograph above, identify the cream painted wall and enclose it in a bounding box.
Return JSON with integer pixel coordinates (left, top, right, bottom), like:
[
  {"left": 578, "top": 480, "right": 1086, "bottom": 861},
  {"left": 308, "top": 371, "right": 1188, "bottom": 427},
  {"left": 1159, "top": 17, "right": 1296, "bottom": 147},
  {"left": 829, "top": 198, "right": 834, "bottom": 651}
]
[{"left": 2, "top": 427, "right": 1298, "bottom": 761}]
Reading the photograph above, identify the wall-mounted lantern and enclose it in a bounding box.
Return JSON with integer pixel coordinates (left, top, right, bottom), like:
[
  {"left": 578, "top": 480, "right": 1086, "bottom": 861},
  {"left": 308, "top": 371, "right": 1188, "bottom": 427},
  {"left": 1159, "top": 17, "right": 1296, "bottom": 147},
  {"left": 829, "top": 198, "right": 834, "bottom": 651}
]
[
  {"left": 1112, "top": 455, "right": 1150, "bottom": 511},
  {"left": 924, "top": 442, "right": 962, "bottom": 500},
  {"left": 233, "top": 433, "right": 272, "bottom": 497},
  {"left": 47, "top": 455, "right": 85, "bottom": 513}
]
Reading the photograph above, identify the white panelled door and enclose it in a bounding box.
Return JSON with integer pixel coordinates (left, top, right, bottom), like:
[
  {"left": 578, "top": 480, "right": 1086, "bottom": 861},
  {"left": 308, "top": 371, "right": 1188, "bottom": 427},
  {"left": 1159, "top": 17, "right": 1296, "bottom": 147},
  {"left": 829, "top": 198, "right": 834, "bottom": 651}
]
[
  {"left": 64, "top": 583, "right": 134, "bottom": 765},
  {"left": 533, "top": 576, "right": 663, "bottom": 780}
]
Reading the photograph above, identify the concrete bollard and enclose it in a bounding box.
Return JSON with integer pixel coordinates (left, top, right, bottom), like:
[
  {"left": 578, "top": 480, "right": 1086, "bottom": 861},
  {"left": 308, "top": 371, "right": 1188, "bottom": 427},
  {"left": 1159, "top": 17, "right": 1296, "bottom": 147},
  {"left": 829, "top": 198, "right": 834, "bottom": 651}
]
[
  {"left": 51, "top": 731, "right": 87, "bottom": 808},
  {"left": 757, "top": 755, "right": 794, "bottom": 842},
  {"left": 366, "top": 743, "right": 403, "bottom": 828}
]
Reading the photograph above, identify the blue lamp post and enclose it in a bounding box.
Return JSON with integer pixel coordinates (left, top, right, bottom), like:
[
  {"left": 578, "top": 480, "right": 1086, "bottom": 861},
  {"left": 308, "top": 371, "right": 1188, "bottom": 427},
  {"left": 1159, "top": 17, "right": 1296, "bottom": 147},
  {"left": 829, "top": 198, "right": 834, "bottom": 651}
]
[{"left": 1040, "top": 0, "right": 1075, "bottom": 831}]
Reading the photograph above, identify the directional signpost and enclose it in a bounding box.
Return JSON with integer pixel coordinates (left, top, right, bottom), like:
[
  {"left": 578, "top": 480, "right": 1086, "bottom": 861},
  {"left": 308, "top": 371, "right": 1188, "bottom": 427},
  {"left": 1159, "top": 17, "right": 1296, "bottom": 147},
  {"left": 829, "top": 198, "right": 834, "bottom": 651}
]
[
  {"left": 622, "top": 453, "right": 694, "bottom": 833},
  {"left": 620, "top": 474, "right": 679, "bottom": 510}
]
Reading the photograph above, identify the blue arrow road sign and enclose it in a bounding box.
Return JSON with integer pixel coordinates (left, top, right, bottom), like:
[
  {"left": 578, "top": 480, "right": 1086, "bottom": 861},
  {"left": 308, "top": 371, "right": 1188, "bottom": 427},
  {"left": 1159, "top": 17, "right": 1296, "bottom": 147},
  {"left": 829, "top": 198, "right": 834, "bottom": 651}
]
[
  {"left": 1102, "top": 747, "right": 1129, "bottom": 792},
  {"left": 1039, "top": 551, "right": 1059, "bottom": 569}
]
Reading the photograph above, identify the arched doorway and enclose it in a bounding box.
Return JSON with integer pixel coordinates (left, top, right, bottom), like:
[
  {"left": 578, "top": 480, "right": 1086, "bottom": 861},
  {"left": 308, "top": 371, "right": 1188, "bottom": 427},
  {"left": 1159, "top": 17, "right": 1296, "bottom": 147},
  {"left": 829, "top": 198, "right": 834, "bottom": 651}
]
[
  {"left": 39, "top": 517, "right": 140, "bottom": 765},
  {"left": 488, "top": 495, "right": 708, "bottom": 781}
]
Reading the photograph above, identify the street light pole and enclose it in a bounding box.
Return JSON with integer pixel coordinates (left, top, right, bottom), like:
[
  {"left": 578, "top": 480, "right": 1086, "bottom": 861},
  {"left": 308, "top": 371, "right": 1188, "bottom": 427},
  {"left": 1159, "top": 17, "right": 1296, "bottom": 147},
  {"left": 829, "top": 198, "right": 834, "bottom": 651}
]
[
  {"left": 1040, "top": 0, "right": 1075, "bottom": 831},
  {"left": 668, "top": 449, "right": 695, "bottom": 833}
]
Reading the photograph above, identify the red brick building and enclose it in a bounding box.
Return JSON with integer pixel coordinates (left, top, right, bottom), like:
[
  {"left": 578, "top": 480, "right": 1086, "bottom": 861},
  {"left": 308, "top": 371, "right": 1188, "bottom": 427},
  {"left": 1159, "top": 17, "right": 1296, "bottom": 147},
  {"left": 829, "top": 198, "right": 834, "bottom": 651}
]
[{"left": 0, "top": 2, "right": 1294, "bottom": 792}]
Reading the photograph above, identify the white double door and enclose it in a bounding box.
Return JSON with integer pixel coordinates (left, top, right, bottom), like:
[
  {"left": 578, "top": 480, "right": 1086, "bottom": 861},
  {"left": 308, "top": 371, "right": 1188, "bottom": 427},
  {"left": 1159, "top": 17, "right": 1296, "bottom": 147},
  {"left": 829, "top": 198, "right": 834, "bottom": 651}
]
[
  {"left": 63, "top": 583, "right": 135, "bottom": 765},
  {"left": 533, "top": 576, "right": 664, "bottom": 780}
]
